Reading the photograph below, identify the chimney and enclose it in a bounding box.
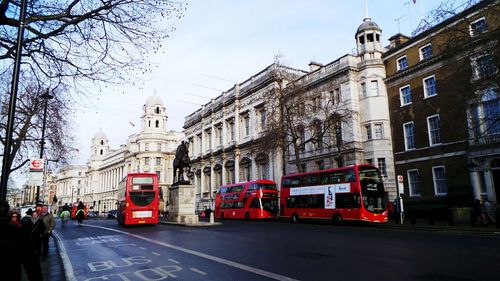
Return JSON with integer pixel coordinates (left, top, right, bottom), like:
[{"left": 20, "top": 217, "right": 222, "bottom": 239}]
[
  {"left": 388, "top": 33, "right": 410, "bottom": 48},
  {"left": 308, "top": 61, "right": 323, "bottom": 72}
]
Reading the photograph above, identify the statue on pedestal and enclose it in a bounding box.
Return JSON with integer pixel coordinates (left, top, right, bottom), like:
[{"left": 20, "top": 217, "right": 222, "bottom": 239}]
[{"left": 173, "top": 141, "right": 191, "bottom": 184}]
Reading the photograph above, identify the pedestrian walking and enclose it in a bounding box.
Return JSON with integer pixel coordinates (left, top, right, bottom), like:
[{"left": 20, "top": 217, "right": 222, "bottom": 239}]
[
  {"left": 482, "top": 198, "right": 496, "bottom": 224},
  {"left": 30, "top": 210, "right": 45, "bottom": 257},
  {"left": 0, "top": 199, "right": 43, "bottom": 281},
  {"left": 38, "top": 205, "right": 55, "bottom": 259}
]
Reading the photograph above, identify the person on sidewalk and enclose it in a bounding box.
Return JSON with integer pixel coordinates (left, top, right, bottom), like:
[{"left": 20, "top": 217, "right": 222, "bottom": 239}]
[
  {"left": 482, "top": 198, "right": 496, "bottom": 225},
  {"left": 9, "top": 210, "right": 22, "bottom": 228},
  {"left": 30, "top": 210, "right": 45, "bottom": 257},
  {"left": 0, "top": 199, "right": 43, "bottom": 281},
  {"left": 37, "top": 205, "right": 55, "bottom": 259}
]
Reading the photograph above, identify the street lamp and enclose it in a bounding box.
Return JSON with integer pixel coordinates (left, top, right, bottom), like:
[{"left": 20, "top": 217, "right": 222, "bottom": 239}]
[{"left": 35, "top": 89, "right": 54, "bottom": 203}]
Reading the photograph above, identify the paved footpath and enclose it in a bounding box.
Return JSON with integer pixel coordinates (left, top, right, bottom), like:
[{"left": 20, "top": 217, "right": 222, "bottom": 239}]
[{"left": 22, "top": 235, "right": 65, "bottom": 281}]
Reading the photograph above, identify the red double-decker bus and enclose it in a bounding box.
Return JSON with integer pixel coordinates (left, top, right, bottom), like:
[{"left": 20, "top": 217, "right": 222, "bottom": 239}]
[
  {"left": 117, "top": 173, "right": 159, "bottom": 225},
  {"left": 280, "top": 165, "right": 388, "bottom": 224},
  {"left": 215, "top": 180, "right": 279, "bottom": 220}
]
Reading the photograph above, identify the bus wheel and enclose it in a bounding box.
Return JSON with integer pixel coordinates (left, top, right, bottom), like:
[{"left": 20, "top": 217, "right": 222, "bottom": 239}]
[
  {"left": 333, "top": 213, "right": 342, "bottom": 225},
  {"left": 245, "top": 212, "right": 250, "bottom": 220},
  {"left": 291, "top": 213, "right": 299, "bottom": 223}
]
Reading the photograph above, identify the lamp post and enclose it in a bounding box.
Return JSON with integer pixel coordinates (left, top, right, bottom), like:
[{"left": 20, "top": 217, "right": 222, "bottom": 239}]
[
  {"left": 35, "top": 89, "right": 54, "bottom": 203},
  {"left": 0, "top": 0, "right": 28, "bottom": 201}
]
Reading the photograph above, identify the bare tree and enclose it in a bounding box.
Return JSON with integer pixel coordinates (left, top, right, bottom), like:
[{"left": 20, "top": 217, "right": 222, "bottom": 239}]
[
  {"left": 0, "top": 0, "right": 187, "bottom": 90},
  {"left": 0, "top": 75, "right": 77, "bottom": 179},
  {"left": 257, "top": 58, "right": 354, "bottom": 174}
]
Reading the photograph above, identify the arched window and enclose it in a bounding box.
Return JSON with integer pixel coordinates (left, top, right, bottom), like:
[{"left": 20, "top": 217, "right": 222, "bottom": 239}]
[
  {"left": 155, "top": 120, "right": 160, "bottom": 128},
  {"left": 100, "top": 140, "right": 104, "bottom": 145},
  {"left": 156, "top": 107, "right": 160, "bottom": 114},
  {"left": 148, "top": 120, "right": 151, "bottom": 127},
  {"left": 100, "top": 149, "right": 103, "bottom": 155}
]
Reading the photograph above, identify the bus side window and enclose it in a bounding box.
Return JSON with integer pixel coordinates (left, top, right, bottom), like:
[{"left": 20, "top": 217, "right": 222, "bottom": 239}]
[
  {"left": 345, "top": 169, "right": 356, "bottom": 182},
  {"left": 309, "top": 175, "right": 318, "bottom": 186}
]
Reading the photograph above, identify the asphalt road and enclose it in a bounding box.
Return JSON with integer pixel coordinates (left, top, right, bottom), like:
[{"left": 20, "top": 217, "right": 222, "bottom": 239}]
[{"left": 53, "top": 219, "right": 500, "bottom": 281}]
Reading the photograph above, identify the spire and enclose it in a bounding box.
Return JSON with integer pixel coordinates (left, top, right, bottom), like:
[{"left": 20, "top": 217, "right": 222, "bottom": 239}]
[{"left": 365, "top": 0, "right": 369, "bottom": 19}]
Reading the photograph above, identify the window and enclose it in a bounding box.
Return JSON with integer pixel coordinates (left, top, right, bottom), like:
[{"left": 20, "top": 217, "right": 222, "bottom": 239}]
[
  {"left": 374, "top": 124, "right": 383, "bottom": 139},
  {"left": 227, "top": 121, "right": 235, "bottom": 141},
  {"left": 399, "top": 85, "right": 412, "bottom": 106},
  {"left": 470, "top": 87, "right": 500, "bottom": 139},
  {"left": 206, "top": 130, "right": 212, "bottom": 149},
  {"left": 311, "top": 97, "right": 321, "bottom": 112},
  {"left": 331, "top": 88, "right": 341, "bottom": 105},
  {"left": 370, "top": 80, "right": 379, "bottom": 96},
  {"left": 377, "top": 158, "right": 386, "bottom": 176},
  {"left": 407, "top": 170, "right": 420, "bottom": 196},
  {"left": 470, "top": 17, "right": 488, "bottom": 37},
  {"left": 432, "top": 166, "right": 448, "bottom": 195},
  {"left": 361, "top": 82, "right": 367, "bottom": 98},
  {"left": 472, "top": 54, "right": 497, "bottom": 80},
  {"left": 423, "top": 75, "right": 437, "bottom": 98},
  {"left": 156, "top": 171, "right": 161, "bottom": 181},
  {"left": 259, "top": 109, "right": 266, "bottom": 130},
  {"left": 157, "top": 143, "right": 161, "bottom": 151},
  {"left": 155, "top": 120, "right": 159, "bottom": 128},
  {"left": 156, "top": 157, "right": 161, "bottom": 166},
  {"left": 155, "top": 107, "right": 161, "bottom": 114},
  {"left": 316, "top": 160, "right": 324, "bottom": 170},
  {"left": 314, "top": 120, "right": 323, "bottom": 149},
  {"left": 145, "top": 157, "right": 150, "bottom": 165},
  {"left": 365, "top": 124, "right": 372, "bottom": 140},
  {"left": 216, "top": 126, "right": 223, "bottom": 145},
  {"left": 145, "top": 143, "right": 149, "bottom": 151},
  {"left": 419, "top": 44, "right": 432, "bottom": 60},
  {"left": 403, "top": 122, "right": 416, "bottom": 150},
  {"left": 244, "top": 116, "right": 250, "bottom": 136},
  {"left": 299, "top": 127, "right": 306, "bottom": 152},
  {"left": 427, "top": 114, "right": 441, "bottom": 146},
  {"left": 397, "top": 56, "right": 408, "bottom": 70}
]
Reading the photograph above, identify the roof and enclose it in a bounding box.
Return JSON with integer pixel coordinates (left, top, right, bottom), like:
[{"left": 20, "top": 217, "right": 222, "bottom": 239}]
[
  {"left": 145, "top": 95, "right": 164, "bottom": 107},
  {"left": 356, "top": 17, "right": 381, "bottom": 34}
]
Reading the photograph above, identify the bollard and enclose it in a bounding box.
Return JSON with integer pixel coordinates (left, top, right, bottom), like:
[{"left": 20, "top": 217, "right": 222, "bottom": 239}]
[{"left": 210, "top": 212, "right": 214, "bottom": 223}]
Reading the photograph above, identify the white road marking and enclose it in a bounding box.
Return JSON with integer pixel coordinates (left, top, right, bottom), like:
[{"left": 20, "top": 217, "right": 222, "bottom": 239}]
[
  {"left": 52, "top": 231, "right": 77, "bottom": 281},
  {"left": 139, "top": 247, "right": 146, "bottom": 250},
  {"left": 190, "top": 267, "right": 207, "bottom": 275},
  {"left": 152, "top": 252, "right": 161, "bottom": 256},
  {"left": 168, "top": 258, "right": 180, "bottom": 264},
  {"left": 84, "top": 224, "right": 300, "bottom": 281},
  {"left": 107, "top": 243, "right": 137, "bottom": 247}
]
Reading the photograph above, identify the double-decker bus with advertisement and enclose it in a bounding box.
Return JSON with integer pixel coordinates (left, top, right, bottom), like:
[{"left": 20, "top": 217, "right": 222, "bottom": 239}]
[
  {"left": 215, "top": 180, "right": 279, "bottom": 220},
  {"left": 117, "top": 173, "right": 159, "bottom": 225},
  {"left": 280, "top": 164, "right": 388, "bottom": 224}
]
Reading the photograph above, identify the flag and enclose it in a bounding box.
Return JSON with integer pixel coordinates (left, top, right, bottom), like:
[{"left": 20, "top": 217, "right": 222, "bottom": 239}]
[{"left": 128, "top": 120, "right": 135, "bottom": 127}]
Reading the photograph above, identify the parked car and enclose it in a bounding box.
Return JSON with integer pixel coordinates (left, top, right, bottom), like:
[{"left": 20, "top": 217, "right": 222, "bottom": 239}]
[
  {"left": 107, "top": 210, "right": 117, "bottom": 219},
  {"left": 87, "top": 211, "right": 97, "bottom": 219}
]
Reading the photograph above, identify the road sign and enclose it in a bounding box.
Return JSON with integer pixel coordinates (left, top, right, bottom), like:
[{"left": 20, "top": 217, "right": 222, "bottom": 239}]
[
  {"left": 397, "top": 175, "right": 404, "bottom": 194},
  {"left": 28, "top": 171, "right": 44, "bottom": 186},
  {"left": 30, "top": 158, "right": 44, "bottom": 171}
]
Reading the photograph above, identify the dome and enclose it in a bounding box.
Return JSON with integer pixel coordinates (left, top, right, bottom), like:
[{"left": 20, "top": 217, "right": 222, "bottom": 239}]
[
  {"left": 93, "top": 131, "right": 107, "bottom": 140},
  {"left": 356, "top": 17, "right": 381, "bottom": 34},
  {"left": 145, "top": 95, "right": 164, "bottom": 107}
]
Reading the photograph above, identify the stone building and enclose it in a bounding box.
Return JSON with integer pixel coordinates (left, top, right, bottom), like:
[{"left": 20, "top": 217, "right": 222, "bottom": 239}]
[
  {"left": 55, "top": 96, "right": 184, "bottom": 213},
  {"left": 184, "top": 17, "right": 398, "bottom": 211},
  {"left": 383, "top": 0, "right": 500, "bottom": 207}
]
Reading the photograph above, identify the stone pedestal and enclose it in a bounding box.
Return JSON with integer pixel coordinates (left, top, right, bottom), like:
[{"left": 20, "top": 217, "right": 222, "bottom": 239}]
[{"left": 168, "top": 184, "right": 198, "bottom": 224}]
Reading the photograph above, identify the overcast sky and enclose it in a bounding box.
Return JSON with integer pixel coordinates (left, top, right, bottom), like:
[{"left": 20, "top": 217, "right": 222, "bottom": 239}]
[{"left": 71, "top": 0, "right": 443, "bottom": 164}]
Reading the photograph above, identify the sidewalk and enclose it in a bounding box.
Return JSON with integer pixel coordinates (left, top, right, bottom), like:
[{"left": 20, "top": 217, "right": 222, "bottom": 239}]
[
  {"left": 380, "top": 218, "right": 500, "bottom": 236},
  {"left": 21, "top": 235, "right": 65, "bottom": 281}
]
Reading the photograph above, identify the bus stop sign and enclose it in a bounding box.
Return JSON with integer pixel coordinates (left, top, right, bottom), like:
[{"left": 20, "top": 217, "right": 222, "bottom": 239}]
[{"left": 30, "top": 158, "right": 44, "bottom": 171}]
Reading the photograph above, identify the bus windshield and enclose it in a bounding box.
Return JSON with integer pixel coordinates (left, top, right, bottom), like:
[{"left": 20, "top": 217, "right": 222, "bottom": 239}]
[
  {"left": 359, "top": 166, "right": 386, "bottom": 213},
  {"left": 129, "top": 192, "right": 155, "bottom": 206}
]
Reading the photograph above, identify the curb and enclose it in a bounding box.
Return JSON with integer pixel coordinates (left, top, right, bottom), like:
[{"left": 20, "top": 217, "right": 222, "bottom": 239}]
[
  {"left": 159, "top": 220, "right": 222, "bottom": 227},
  {"left": 52, "top": 231, "right": 77, "bottom": 281}
]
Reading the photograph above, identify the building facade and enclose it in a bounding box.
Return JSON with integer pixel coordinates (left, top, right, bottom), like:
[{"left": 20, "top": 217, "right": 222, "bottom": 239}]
[
  {"left": 55, "top": 96, "right": 184, "bottom": 213},
  {"left": 184, "top": 17, "right": 398, "bottom": 211},
  {"left": 383, "top": 0, "right": 500, "bottom": 208}
]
